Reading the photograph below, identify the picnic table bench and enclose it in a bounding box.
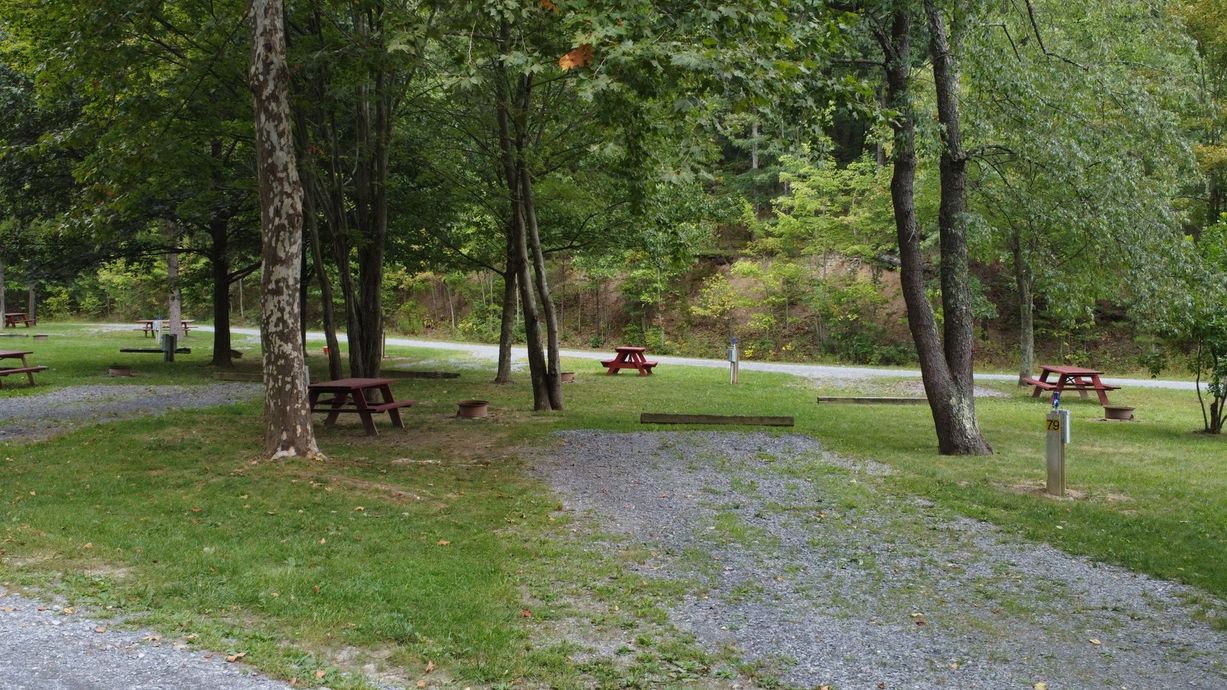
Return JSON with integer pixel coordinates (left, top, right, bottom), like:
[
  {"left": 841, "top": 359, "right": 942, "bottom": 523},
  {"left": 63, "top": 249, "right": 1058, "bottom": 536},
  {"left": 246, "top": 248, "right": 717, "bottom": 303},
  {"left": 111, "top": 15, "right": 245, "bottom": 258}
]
[
  {"left": 0, "top": 350, "right": 47, "bottom": 387},
  {"left": 4, "top": 312, "right": 35, "bottom": 328},
  {"left": 1023, "top": 365, "right": 1119, "bottom": 406},
  {"left": 137, "top": 319, "right": 193, "bottom": 337},
  {"left": 601, "top": 346, "right": 658, "bottom": 376},
  {"left": 308, "top": 377, "right": 415, "bottom": 436}
]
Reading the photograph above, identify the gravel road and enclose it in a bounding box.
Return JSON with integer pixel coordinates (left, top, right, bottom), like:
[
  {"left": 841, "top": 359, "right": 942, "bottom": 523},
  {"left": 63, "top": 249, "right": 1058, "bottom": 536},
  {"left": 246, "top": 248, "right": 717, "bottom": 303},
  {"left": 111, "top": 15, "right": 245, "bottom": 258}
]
[
  {"left": 535, "top": 430, "right": 1227, "bottom": 689},
  {"left": 216, "top": 326, "right": 1198, "bottom": 391},
  {"left": 0, "top": 588, "right": 296, "bottom": 690},
  {"left": 0, "top": 383, "right": 262, "bottom": 441}
]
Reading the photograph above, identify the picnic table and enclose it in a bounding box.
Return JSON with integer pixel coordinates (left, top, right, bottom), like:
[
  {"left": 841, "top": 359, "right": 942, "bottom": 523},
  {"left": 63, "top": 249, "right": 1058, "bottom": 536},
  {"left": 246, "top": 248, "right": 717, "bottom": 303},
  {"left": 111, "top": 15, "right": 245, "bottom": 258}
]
[
  {"left": 4, "top": 312, "right": 35, "bottom": 328},
  {"left": 137, "top": 319, "right": 193, "bottom": 337},
  {"left": 601, "top": 346, "right": 658, "bottom": 376},
  {"left": 0, "top": 350, "right": 47, "bottom": 387},
  {"left": 308, "top": 377, "right": 416, "bottom": 436},
  {"left": 1023, "top": 365, "right": 1119, "bottom": 406}
]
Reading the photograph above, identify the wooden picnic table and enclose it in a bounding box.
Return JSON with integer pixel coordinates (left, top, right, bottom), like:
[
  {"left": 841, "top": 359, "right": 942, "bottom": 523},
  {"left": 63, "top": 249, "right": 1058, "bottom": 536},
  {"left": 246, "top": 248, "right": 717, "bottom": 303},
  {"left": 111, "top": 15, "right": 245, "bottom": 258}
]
[
  {"left": 4, "top": 312, "right": 35, "bottom": 328},
  {"left": 1023, "top": 364, "right": 1119, "bottom": 406},
  {"left": 308, "top": 377, "right": 416, "bottom": 436},
  {"left": 137, "top": 319, "right": 193, "bottom": 337},
  {"left": 0, "top": 349, "right": 47, "bottom": 387},
  {"left": 600, "top": 346, "right": 658, "bottom": 376}
]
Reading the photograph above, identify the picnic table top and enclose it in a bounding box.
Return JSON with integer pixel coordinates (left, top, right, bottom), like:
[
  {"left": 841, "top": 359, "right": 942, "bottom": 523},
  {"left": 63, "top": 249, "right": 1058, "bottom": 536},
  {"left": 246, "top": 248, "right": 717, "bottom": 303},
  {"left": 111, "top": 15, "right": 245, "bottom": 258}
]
[
  {"left": 4, "top": 312, "right": 29, "bottom": 317},
  {"left": 1039, "top": 364, "right": 1104, "bottom": 376},
  {"left": 138, "top": 318, "right": 193, "bottom": 324},
  {"left": 614, "top": 345, "right": 647, "bottom": 353},
  {"left": 0, "top": 350, "right": 33, "bottom": 358},
  {"left": 309, "top": 377, "right": 392, "bottom": 389}
]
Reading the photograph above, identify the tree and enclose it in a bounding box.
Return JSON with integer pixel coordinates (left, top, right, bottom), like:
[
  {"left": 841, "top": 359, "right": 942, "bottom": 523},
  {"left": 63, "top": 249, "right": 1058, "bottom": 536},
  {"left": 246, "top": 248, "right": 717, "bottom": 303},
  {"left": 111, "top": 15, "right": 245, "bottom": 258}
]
[
  {"left": 250, "top": 0, "right": 319, "bottom": 459},
  {"left": 963, "top": 0, "right": 1199, "bottom": 383},
  {"left": 854, "top": 0, "right": 992, "bottom": 455}
]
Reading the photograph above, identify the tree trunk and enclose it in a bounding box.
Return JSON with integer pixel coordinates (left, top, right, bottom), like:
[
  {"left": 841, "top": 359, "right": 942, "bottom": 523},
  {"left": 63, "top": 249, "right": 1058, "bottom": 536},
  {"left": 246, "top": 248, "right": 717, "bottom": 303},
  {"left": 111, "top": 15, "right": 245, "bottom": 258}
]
[
  {"left": 1011, "top": 233, "right": 1035, "bottom": 384},
  {"left": 208, "top": 216, "right": 234, "bottom": 368},
  {"left": 878, "top": 2, "right": 990, "bottom": 456},
  {"left": 250, "top": 0, "right": 320, "bottom": 460},
  {"left": 520, "top": 160, "right": 563, "bottom": 409},
  {"left": 925, "top": 0, "right": 991, "bottom": 455},
  {"left": 495, "top": 21, "right": 551, "bottom": 409},
  {"left": 166, "top": 226, "right": 184, "bottom": 339},
  {"left": 0, "top": 258, "right": 6, "bottom": 318},
  {"left": 304, "top": 178, "right": 343, "bottom": 380},
  {"left": 26, "top": 285, "right": 35, "bottom": 321},
  {"left": 495, "top": 221, "right": 518, "bottom": 385},
  {"left": 495, "top": 258, "right": 516, "bottom": 384}
]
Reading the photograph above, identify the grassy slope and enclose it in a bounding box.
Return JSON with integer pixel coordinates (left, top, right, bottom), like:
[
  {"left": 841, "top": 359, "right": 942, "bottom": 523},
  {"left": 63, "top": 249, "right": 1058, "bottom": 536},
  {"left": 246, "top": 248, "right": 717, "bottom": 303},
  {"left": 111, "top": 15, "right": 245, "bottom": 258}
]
[{"left": 1, "top": 324, "right": 1224, "bottom": 688}]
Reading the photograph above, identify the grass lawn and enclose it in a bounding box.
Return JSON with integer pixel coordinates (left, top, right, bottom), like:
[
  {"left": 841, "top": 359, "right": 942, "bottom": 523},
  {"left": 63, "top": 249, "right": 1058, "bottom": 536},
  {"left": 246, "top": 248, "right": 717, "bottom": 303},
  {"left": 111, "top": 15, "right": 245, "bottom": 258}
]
[{"left": 1, "top": 323, "right": 1224, "bottom": 688}]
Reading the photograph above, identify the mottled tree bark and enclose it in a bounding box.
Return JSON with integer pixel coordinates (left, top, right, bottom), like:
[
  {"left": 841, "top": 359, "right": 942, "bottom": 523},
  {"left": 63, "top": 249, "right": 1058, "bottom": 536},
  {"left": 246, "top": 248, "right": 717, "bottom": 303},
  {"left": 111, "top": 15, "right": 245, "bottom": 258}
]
[{"left": 250, "top": 0, "right": 320, "bottom": 460}]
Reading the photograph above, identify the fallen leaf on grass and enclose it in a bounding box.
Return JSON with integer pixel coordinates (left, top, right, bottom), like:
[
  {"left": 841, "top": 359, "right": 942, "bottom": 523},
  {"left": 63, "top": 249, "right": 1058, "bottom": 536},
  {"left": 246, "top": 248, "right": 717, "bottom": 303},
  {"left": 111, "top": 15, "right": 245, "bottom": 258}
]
[
  {"left": 314, "top": 670, "right": 326, "bottom": 679},
  {"left": 520, "top": 609, "right": 533, "bottom": 618},
  {"left": 61, "top": 607, "right": 74, "bottom": 614},
  {"left": 416, "top": 681, "right": 427, "bottom": 689},
  {"left": 437, "top": 540, "right": 450, "bottom": 546},
  {"left": 1034, "top": 683, "right": 1048, "bottom": 690},
  {"left": 225, "top": 652, "right": 247, "bottom": 663},
  {"left": 425, "top": 661, "right": 435, "bottom": 673},
  {"left": 1089, "top": 638, "right": 1101, "bottom": 645},
  {"left": 0, "top": 606, "right": 15, "bottom": 613},
  {"left": 94, "top": 626, "right": 106, "bottom": 633}
]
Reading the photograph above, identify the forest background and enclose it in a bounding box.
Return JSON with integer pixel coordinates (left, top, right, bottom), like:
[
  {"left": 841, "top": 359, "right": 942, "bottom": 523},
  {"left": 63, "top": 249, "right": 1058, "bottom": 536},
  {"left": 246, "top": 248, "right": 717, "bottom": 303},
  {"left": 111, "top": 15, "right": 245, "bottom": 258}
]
[{"left": 0, "top": 0, "right": 1224, "bottom": 394}]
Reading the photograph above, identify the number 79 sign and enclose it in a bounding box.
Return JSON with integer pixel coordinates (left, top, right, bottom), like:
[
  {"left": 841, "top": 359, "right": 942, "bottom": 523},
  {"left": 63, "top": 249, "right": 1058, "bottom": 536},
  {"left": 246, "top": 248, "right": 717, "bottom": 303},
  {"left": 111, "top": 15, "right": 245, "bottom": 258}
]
[{"left": 1046, "top": 419, "right": 1061, "bottom": 432}]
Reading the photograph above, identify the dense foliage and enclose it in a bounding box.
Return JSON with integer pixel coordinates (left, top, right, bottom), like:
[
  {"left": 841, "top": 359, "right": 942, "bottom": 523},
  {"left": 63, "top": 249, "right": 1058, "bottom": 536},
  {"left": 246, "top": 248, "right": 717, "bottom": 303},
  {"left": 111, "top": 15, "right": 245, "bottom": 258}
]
[{"left": 0, "top": 0, "right": 1223, "bottom": 432}]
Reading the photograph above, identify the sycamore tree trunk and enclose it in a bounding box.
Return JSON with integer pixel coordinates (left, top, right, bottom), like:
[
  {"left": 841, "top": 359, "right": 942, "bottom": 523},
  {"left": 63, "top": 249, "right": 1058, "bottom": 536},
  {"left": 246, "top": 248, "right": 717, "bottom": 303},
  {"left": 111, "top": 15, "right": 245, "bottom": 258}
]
[
  {"left": 878, "top": 2, "right": 990, "bottom": 456},
  {"left": 250, "top": 0, "right": 320, "bottom": 460}
]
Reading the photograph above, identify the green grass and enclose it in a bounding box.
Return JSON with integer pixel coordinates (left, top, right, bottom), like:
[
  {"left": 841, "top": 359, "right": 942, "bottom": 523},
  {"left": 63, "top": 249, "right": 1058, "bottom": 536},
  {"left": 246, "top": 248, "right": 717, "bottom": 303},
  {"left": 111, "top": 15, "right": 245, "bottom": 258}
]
[{"left": 2, "top": 324, "right": 1225, "bottom": 687}]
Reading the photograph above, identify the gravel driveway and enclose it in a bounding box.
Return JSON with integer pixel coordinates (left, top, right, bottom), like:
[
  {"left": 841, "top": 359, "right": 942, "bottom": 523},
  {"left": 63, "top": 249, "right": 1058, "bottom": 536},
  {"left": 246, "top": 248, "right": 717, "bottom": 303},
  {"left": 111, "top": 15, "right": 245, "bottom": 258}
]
[
  {"left": 536, "top": 431, "right": 1227, "bottom": 689},
  {"left": 0, "top": 384, "right": 262, "bottom": 441},
  {"left": 0, "top": 588, "right": 296, "bottom": 690}
]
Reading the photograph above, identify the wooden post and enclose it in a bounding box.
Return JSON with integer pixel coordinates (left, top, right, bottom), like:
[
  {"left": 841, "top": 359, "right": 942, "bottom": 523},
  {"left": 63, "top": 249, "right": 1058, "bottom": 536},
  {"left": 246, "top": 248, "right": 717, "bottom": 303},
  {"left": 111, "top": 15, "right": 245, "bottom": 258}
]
[{"left": 1045, "top": 410, "right": 1069, "bottom": 496}]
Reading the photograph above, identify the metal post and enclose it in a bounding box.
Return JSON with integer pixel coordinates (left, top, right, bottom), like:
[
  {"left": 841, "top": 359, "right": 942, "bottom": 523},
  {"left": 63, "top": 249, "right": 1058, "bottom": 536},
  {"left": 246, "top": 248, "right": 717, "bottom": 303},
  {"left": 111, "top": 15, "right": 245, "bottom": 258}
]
[
  {"left": 728, "top": 336, "right": 739, "bottom": 385},
  {"left": 1045, "top": 409, "right": 1070, "bottom": 496}
]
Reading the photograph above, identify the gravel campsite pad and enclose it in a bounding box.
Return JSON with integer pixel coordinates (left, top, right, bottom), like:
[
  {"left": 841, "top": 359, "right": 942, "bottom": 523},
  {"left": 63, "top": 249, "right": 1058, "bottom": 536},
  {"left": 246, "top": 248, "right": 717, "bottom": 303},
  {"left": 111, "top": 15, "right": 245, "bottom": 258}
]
[
  {"left": 0, "top": 588, "right": 296, "bottom": 690},
  {"left": 0, "top": 384, "right": 262, "bottom": 442},
  {"left": 536, "top": 431, "right": 1227, "bottom": 689}
]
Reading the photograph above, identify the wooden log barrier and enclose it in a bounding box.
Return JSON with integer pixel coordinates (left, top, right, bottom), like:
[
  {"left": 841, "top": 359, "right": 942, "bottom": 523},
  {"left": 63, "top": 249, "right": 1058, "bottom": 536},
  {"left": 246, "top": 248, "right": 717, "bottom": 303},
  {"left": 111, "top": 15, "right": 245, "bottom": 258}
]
[
  {"left": 816, "top": 396, "right": 927, "bottom": 405},
  {"left": 640, "top": 413, "right": 794, "bottom": 427}
]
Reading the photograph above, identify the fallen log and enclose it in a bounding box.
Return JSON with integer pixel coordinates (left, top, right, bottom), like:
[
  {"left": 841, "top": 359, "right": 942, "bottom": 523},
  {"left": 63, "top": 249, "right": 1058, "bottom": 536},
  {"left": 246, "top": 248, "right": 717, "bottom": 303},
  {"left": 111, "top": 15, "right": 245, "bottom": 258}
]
[
  {"left": 816, "top": 396, "right": 926, "bottom": 405},
  {"left": 640, "top": 413, "right": 794, "bottom": 427}
]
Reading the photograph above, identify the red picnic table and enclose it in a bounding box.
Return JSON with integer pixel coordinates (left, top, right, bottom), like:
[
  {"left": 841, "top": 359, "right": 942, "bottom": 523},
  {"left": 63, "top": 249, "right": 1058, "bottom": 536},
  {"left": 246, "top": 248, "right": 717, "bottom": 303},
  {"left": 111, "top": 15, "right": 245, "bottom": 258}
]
[
  {"left": 308, "top": 377, "right": 416, "bottom": 436},
  {"left": 136, "top": 319, "right": 193, "bottom": 337},
  {"left": 4, "top": 312, "right": 35, "bottom": 328},
  {"left": 0, "top": 350, "right": 47, "bottom": 387},
  {"left": 600, "top": 346, "right": 658, "bottom": 376},
  {"left": 1023, "top": 365, "right": 1119, "bottom": 406}
]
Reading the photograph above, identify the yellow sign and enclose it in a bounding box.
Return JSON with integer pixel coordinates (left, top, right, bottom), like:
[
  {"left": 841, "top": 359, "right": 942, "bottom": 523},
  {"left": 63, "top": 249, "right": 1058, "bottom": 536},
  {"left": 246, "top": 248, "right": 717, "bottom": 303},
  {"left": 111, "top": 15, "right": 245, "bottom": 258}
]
[{"left": 1046, "top": 419, "right": 1061, "bottom": 432}]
